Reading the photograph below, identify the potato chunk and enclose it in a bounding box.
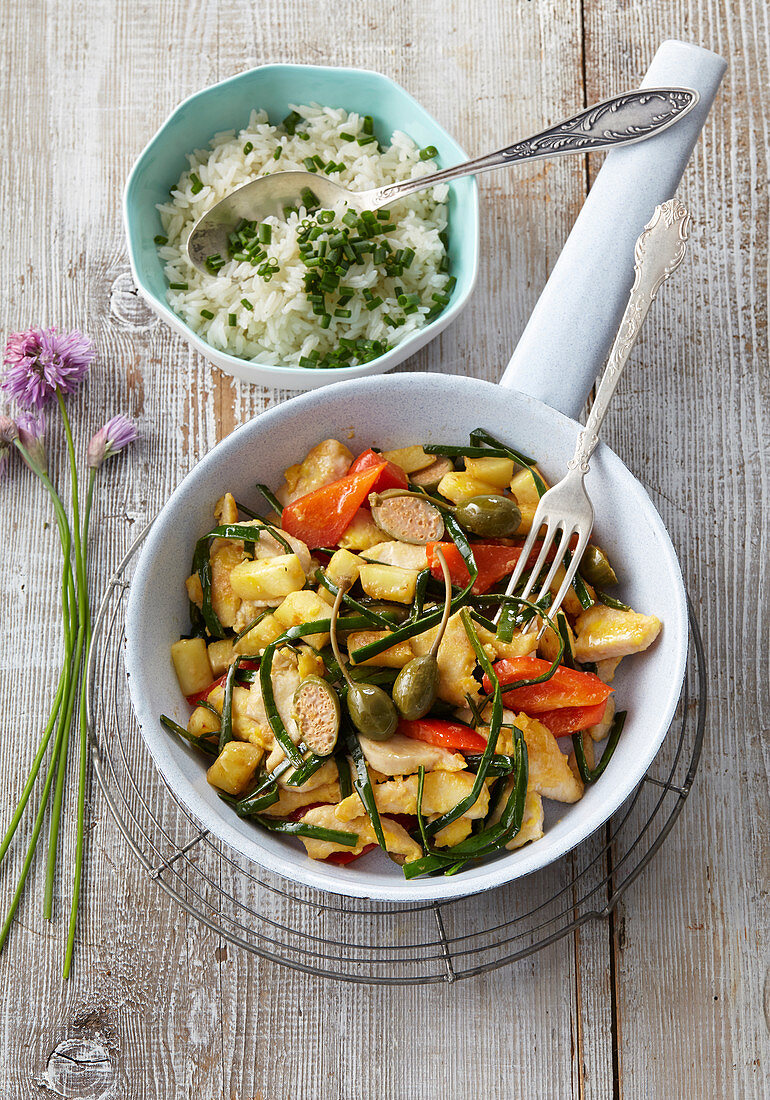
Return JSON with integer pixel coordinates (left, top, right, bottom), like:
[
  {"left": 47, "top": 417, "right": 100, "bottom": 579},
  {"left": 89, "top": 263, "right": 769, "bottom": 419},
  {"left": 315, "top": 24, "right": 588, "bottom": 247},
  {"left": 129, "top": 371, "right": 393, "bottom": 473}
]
[
  {"left": 273, "top": 589, "right": 331, "bottom": 649},
  {"left": 206, "top": 741, "right": 262, "bottom": 796},
  {"left": 463, "top": 456, "right": 515, "bottom": 488},
  {"left": 229, "top": 553, "right": 306, "bottom": 601},
  {"left": 170, "top": 638, "right": 213, "bottom": 697},
  {"left": 509, "top": 467, "right": 548, "bottom": 535},
  {"left": 347, "top": 630, "right": 415, "bottom": 669},
  {"left": 358, "top": 563, "right": 418, "bottom": 604},
  {"left": 380, "top": 444, "right": 435, "bottom": 474},
  {"left": 573, "top": 604, "right": 662, "bottom": 663},
  {"left": 437, "top": 471, "right": 500, "bottom": 504},
  {"left": 337, "top": 509, "right": 384, "bottom": 551},
  {"left": 362, "top": 541, "right": 429, "bottom": 570}
]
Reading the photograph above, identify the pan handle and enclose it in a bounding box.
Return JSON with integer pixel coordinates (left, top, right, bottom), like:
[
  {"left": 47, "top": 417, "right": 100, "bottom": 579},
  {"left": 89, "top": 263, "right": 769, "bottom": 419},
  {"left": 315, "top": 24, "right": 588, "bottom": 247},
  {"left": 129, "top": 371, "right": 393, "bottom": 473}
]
[{"left": 498, "top": 40, "right": 726, "bottom": 421}]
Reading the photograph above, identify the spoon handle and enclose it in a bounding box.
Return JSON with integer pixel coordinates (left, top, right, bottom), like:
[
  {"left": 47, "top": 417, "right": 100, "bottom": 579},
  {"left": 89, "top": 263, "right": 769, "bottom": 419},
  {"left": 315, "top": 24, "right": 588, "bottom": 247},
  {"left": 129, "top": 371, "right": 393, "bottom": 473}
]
[
  {"left": 567, "top": 198, "right": 691, "bottom": 473},
  {"left": 366, "top": 88, "right": 698, "bottom": 207}
]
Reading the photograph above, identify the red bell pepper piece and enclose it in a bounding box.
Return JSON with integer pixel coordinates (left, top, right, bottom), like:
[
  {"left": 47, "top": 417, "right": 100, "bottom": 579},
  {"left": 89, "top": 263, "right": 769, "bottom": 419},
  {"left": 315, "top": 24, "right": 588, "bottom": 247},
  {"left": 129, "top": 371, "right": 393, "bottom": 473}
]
[
  {"left": 482, "top": 656, "right": 612, "bottom": 713},
  {"left": 537, "top": 700, "right": 608, "bottom": 737},
  {"left": 348, "top": 447, "right": 409, "bottom": 493},
  {"left": 324, "top": 844, "right": 377, "bottom": 866},
  {"left": 426, "top": 541, "right": 524, "bottom": 595},
  {"left": 281, "top": 462, "right": 386, "bottom": 548},
  {"left": 398, "top": 717, "right": 488, "bottom": 753}
]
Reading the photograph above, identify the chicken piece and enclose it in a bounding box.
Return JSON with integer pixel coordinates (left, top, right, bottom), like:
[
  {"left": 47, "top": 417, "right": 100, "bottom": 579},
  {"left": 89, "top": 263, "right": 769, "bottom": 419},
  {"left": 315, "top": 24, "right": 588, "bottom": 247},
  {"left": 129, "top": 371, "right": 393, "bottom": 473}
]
[
  {"left": 210, "top": 541, "right": 247, "bottom": 628},
  {"left": 245, "top": 646, "right": 301, "bottom": 745},
  {"left": 487, "top": 784, "right": 545, "bottom": 850},
  {"left": 263, "top": 753, "right": 339, "bottom": 792},
  {"left": 410, "top": 611, "right": 487, "bottom": 707},
  {"left": 431, "top": 815, "right": 474, "bottom": 847},
  {"left": 596, "top": 657, "right": 622, "bottom": 684},
  {"left": 298, "top": 805, "right": 422, "bottom": 862},
  {"left": 214, "top": 492, "right": 239, "bottom": 525},
  {"left": 361, "top": 541, "right": 429, "bottom": 571},
  {"left": 276, "top": 439, "right": 353, "bottom": 506},
  {"left": 207, "top": 683, "right": 272, "bottom": 748},
  {"left": 473, "top": 621, "right": 539, "bottom": 662},
  {"left": 573, "top": 605, "right": 661, "bottom": 663},
  {"left": 334, "top": 771, "right": 488, "bottom": 822},
  {"left": 347, "top": 630, "right": 415, "bottom": 669},
  {"left": 514, "top": 712, "right": 584, "bottom": 803},
  {"left": 588, "top": 696, "right": 616, "bottom": 742},
  {"left": 260, "top": 781, "right": 341, "bottom": 817},
  {"left": 185, "top": 573, "right": 204, "bottom": 608},
  {"left": 357, "top": 733, "right": 466, "bottom": 776}
]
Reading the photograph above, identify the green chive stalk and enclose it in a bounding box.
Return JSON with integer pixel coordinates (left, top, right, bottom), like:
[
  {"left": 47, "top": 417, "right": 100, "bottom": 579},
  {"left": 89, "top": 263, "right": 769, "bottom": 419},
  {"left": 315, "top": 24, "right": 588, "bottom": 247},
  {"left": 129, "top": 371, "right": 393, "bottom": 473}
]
[{"left": 44, "top": 393, "right": 90, "bottom": 919}]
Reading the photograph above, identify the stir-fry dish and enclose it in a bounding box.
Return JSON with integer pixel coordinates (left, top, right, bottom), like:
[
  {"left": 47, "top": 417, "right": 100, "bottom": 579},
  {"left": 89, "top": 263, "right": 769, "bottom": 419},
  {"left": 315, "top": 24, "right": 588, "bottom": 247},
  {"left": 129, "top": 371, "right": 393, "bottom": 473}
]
[{"left": 162, "top": 430, "right": 662, "bottom": 878}]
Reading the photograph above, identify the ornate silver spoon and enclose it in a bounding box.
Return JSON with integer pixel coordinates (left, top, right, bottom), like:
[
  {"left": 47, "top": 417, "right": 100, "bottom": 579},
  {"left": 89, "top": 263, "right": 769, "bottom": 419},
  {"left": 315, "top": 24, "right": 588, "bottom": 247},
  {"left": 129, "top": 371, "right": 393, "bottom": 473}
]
[{"left": 186, "top": 87, "right": 698, "bottom": 273}]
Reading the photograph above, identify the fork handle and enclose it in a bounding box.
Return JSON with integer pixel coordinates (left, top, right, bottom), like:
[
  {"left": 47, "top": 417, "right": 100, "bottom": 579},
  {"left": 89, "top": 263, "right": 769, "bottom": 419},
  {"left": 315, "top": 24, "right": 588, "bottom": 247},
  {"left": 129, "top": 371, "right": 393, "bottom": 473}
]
[{"left": 568, "top": 199, "right": 691, "bottom": 473}]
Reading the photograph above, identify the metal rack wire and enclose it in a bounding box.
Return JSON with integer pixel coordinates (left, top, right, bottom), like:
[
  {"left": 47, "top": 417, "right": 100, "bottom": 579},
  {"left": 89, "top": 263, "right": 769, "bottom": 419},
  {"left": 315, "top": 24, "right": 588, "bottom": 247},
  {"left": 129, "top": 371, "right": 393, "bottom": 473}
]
[{"left": 87, "top": 525, "right": 706, "bottom": 984}]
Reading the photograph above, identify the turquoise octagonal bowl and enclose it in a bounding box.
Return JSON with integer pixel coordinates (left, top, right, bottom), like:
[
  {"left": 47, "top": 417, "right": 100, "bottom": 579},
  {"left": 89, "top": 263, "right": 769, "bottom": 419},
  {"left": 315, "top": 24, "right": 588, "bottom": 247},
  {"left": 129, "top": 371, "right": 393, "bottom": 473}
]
[{"left": 123, "top": 64, "right": 480, "bottom": 390}]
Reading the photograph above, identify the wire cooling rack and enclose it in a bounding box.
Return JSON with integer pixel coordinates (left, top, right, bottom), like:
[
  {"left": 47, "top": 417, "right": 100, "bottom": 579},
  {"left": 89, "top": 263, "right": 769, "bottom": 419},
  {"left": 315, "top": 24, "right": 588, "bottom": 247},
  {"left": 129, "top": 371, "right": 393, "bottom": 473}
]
[{"left": 87, "top": 525, "right": 706, "bottom": 984}]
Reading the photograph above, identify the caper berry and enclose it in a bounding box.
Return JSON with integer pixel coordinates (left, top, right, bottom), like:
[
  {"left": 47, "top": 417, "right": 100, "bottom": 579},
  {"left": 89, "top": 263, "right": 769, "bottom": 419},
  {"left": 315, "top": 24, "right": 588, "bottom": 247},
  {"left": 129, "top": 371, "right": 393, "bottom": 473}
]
[
  {"left": 370, "top": 492, "right": 444, "bottom": 545},
  {"left": 347, "top": 683, "right": 398, "bottom": 741},
  {"left": 392, "top": 655, "right": 440, "bottom": 720},
  {"left": 292, "top": 676, "right": 340, "bottom": 756},
  {"left": 580, "top": 545, "right": 618, "bottom": 587},
  {"left": 454, "top": 494, "right": 522, "bottom": 538}
]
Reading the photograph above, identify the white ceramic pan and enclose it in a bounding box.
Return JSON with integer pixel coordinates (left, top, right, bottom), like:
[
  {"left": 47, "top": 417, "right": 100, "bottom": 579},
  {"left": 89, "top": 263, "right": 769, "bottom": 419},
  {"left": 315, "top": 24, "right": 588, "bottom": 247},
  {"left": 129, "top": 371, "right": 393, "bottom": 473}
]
[{"left": 125, "top": 42, "right": 725, "bottom": 901}]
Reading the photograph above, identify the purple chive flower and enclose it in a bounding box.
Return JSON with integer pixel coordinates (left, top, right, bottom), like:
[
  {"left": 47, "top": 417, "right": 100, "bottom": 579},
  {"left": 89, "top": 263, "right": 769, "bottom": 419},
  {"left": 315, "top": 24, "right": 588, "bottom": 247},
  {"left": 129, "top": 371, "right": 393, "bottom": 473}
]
[
  {"left": 1, "top": 327, "right": 96, "bottom": 412},
  {"left": 87, "top": 414, "right": 138, "bottom": 469},
  {"left": 17, "top": 411, "right": 47, "bottom": 473}
]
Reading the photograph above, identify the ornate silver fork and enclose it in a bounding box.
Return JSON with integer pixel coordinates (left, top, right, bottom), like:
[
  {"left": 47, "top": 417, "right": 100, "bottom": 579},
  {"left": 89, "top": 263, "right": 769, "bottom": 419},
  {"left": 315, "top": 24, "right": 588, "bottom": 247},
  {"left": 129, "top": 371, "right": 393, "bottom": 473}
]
[{"left": 497, "top": 198, "right": 691, "bottom": 633}]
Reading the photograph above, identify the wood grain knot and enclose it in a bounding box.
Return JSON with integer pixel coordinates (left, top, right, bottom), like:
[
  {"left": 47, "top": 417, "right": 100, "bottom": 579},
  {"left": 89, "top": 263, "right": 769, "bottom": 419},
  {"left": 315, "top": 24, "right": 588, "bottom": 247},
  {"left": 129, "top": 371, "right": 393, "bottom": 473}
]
[
  {"left": 109, "top": 272, "right": 158, "bottom": 330},
  {"left": 43, "top": 1039, "right": 114, "bottom": 1099}
]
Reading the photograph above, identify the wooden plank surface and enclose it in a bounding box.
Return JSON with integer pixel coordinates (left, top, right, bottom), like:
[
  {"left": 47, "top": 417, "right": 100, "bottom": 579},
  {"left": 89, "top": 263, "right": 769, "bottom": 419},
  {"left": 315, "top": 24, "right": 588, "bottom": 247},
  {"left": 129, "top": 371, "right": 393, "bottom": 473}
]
[{"left": 0, "top": 0, "right": 766, "bottom": 1097}]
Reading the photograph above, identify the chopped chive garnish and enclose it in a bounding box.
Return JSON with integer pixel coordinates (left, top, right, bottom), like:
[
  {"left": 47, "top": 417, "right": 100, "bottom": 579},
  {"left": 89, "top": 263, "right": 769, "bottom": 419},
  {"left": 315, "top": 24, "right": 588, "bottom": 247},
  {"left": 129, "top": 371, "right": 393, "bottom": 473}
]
[
  {"left": 300, "top": 187, "right": 319, "bottom": 209},
  {"left": 339, "top": 131, "right": 355, "bottom": 141},
  {"left": 334, "top": 308, "right": 352, "bottom": 318},
  {"left": 273, "top": 146, "right": 282, "bottom": 160},
  {"left": 243, "top": 141, "right": 254, "bottom": 155},
  {"left": 258, "top": 223, "right": 272, "bottom": 244},
  {"left": 240, "top": 298, "right": 253, "bottom": 311},
  {"left": 168, "top": 282, "right": 188, "bottom": 290},
  {"left": 189, "top": 173, "right": 203, "bottom": 194},
  {"left": 376, "top": 209, "right": 391, "bottom": 220},
  {"left": 283, "top": 110, "right": 302, "bottom": 134},
  {"left": 228, "top": 313, "right": 237, "bottom": 326},
  {"left": 200, "top": 309, "right": 214, "bottom": 320},
  {"left": 303, "top": 157, "right": 318, "bottom": 172},
  {"left": 154, "top": 234, "right": 168, "bottom": 246},
  {"left": 419, "top": 145, "right": 439, "bottom": 160},
  {"left": 363, "top": 115, "right": 374, "bottom": 135},
  {"left": 357, "top": 135, "right": 376, "bottom": 146}
]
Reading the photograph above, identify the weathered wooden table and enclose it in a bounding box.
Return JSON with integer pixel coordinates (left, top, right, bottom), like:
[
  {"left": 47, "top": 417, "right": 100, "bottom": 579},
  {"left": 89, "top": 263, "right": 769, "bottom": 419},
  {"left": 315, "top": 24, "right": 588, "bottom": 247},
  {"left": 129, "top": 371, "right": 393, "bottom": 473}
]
[{"left": 1, "top": 1, "right": 767, "bottom": 1096}]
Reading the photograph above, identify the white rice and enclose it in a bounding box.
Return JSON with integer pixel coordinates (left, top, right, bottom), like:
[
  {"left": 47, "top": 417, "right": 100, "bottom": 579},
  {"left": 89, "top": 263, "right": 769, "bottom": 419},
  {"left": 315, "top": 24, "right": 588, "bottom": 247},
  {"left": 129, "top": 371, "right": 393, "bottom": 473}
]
[{"left": 156, "top": 104, "right": 452, "bottom": 368}]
